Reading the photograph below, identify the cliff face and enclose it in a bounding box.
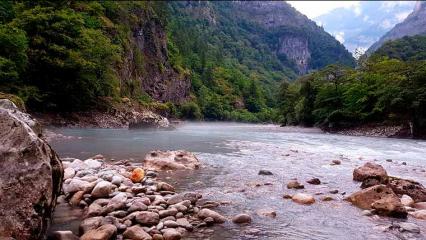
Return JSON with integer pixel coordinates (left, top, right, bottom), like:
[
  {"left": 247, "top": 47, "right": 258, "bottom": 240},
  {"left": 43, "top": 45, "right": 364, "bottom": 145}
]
[
  {"left": 117, "top": 5, "right": 190, "bottom": 104},
  {"left": 368, "top": 1, "right": 426, "bottom": 53},
  {"left": 277, "top": 36, "right": 311, "bottom": 74}
]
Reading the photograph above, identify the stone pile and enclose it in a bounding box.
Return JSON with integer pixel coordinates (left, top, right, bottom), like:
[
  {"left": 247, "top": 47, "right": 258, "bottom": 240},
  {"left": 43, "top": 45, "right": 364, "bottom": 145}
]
[{"left": 54, "top": 155, "right": 226, "bottom": 240}]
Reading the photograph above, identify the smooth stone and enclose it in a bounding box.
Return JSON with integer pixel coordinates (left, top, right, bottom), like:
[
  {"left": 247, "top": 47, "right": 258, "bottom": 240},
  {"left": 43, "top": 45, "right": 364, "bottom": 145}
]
[
  {"left": 176, "top": 212, "right": 184, "bottom": 218},
  {"left": 69, "top": 191, "right": 85, "bottom": 206},
  {"left": 232, "top": 214, "right": 252, "bottom": 224},
  {"left": 287, "top": 180, "right": 304, "bottom": 189},
  {"left": 331, "top": 160, "right": 341, "bottom": 165},
  {"left": 157, "top": 182, "right": 175, "bottom": 192},
  {"left": 64, "top": 167, "right": 76, "bottom": 180},
  {"left": 307, "top": 178, "right": 321, "bottom": 185},
  {"left": 63, "top": 179, "right": 93, "bottom": 194},
  {"left": 163, "top": 220, "right": 179, "bottom": 228},
  {"left": 80, "top": 224, "right": 117, "bottom": 240},
  {"left": 123, "top": 225, "right": 152, "bottom": 240},
  {"left": 111, "top": 176, "right": 122, "bottom": 185},
  {"left": 79, "top": 217, "right": 104, "bottom": 234},
  {"left": 198, "top": 209, "right": 226, "bottom": 223},
  {"left": 410, "top": 210, "right": 426, "bottom": 220},
  {"left": 292, "top": 193, "right": 315, "bottom": 205},
  {"left": 135, "top": 211, "right": 160, "bottom": 226},
  {"left": 256, "top": 209, "right": 276, "bottom": 218},
  {"left": 131, "top": 168, "right": 145, "bottom": 183},
  {"left": 176, "top": 218, "right": 192, "bottom": 230},
  {"left": 86, "top": 203, "right": 103, "bottom": 217},
  {"left": 401, "top": 194, "right": 415, "bottom": 207},
  {"left": 162, "top": 228, "right": 181, "bottom": 240},
  {"left": 413, "top": 202, "right": 426, "bottom": 210},
  {"left": 128, "top": 200, "right": 148, "bottom": 212},
  {"left": 84, "top": 159, "right": 103, "bottom": 169},
  {"left": 159, "top": 208, "right": 178, "bottom": 218},
  {"left": 91, "top": 181, "right": 114, "bottom": 198},
  {"left": 321, "top": 196, "right": 334, "bottom": 201},
  {"left": 329, "top": 189, "right": 339, "bottom": 194},
  {"left": 258, "top": 170, "right": 273, "bottom": 175},
  {"left": 353, "top": 162, "right": 387, "bottom": 182}
]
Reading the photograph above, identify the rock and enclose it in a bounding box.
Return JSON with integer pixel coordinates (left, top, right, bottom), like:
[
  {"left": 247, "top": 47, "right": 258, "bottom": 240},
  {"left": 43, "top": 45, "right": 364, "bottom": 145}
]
[
  {"left": 84, "top": 159, "right": 103, "bottom": 169},
  {"left": 397, "top": 222, "right": 420, "bottom": 233},
  {"left": 79, "top": 217, "right": 104, "bottom": 234},
  {"left": 86, "top": 203, "right": 104, "bottom": 217},
  {"left": 283, "top": 194, "right": 292, "bottom": 199},
  {"left": 410, "top": 209, "right": 426, "bottom": 220},
  {"left": 70, "top": 191, "right": 85, "bottom": 206},
  {"left": 256, "top": 209, "right": 277, "bottom": 218},
  {"left": 413, "top": 202, "right": 426, "bottom": 210},
  {"left": 361, "top": 177, "right": 381, "bottom": 189},
  {"left": 103, "top": 192, "right": 127, "bottom": 213},
  {"left": 353, "top": 162, "right": 388, "bottom": 182},
  {"left": 198, "top": 208, "right": 226, "bottom": 223},
  {"left": 91, "top": 154, "right": 105, "bottom": 160},
  {"left": 321, "top": 196, "right": 334, "bottom": 201},
  {"left": 331, "top": 160, "right": 341, "bottom": 165},
  {"left": 152, "top": 234, "right": 164, "bottom": 240},
  {"left": 63, "top": 179, "right": 93, "bottom": 194},
  {"left": 111, "top": 176, "right": 122, "bottom": 185},
  {"left": 158, "top": 182, "right": 175, "bottom": 192},
  {"left": 135, "top": 211, "right": 160, "bottom": 226},
  {"left": 143, "top": 150, "right": 200, "bottom": 171},
  {"left": 64, "top": 167, "right": 76, "bottom": 180},
  {"left": 68, "top": 159, "right": 89, "bottom": 171},
  {"left": 128, "top": 200, "right": 148, "bottom": 212},
  {"left": 232, "top": 214, "right": 252, "bottom": 224},
  {"left": 48, "top": 230, "right": 79, "bottom": 240},
  {"left": 361, "top": 210, "right": 373, "bottom": 216},
  {"left": 287, "top": 180, "right": 304, "bottom": 189},
  {"left": 307, "top": 178, "right": 321, "bottom": 185},
  {"left": 345, "top": 185, "right": 407, "bottom": 218},
  {"left": 123, "top": 225, "right": 152, "bottom": 240},
  {"left": 129, "top": 111, "right": 170, "bottom": 129},
  {"left": 401, "top": 195, "right": 414, "bottom": 207},
  {"left": 0, "top": 102, "right": 63, "bottom": 240},
  {"left": 387, "top": 177, "right": 426, "bottom": 202},
  {"left": 80, "top": 224, "right": 117, "bottom": 240},
  {"left": 162, "top": 228, "right": 181, "bottom": 240},
  {"left": 159, "top": 208, "right": 178, "bottom": 218},
  {"left": 176, "top": 218, "right": 192, "bottom": 230},
  {"left": 131, "top": 168, "right": 145, "bottom": 183},
  {"left": 164, "top": 220, "right": 179, "bottom": 228},
  {"left": 329, "top": 189, "right": 339, "bottom": 194},
  {"left": 292, "top": 193, "right": 315, "bottom": 205},
  {"left": 258, "top": 170, "right": 273, "bottom": 175},
  {"left": 91, "top": 181, "right": 114, "bottom": 198}
]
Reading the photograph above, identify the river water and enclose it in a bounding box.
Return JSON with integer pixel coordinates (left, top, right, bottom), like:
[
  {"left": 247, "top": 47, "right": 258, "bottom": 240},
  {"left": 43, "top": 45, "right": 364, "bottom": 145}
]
[{"left": 49, "top": 122, "right": 426, "bottom": 240}]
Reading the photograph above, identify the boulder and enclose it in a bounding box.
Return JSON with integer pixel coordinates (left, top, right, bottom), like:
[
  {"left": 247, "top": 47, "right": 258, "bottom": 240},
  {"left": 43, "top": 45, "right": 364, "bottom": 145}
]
[
  {"left": 0, "top": 100, "right": 63, "bottom": 240},
  {"left": 400, "top": 195, "right": 414, "bottom": 207},
  {"left": 79, "top": 217, "right": 104, "bottom": 234},
  {"left": 64, "top": 167, "right": 76, "bottom": 180},
  {"left": 413, "top": 202, "right": 426, "bottom": 210},
  {"left": 134, "top": 211, "right": 160, "bottom": 226},
  {"left": 123, "top": 225, "right": 152, "bottom": 240},
  {"left": 197, "top": 209, "right": 226, "bottom": 223},
  {"left": 143, "top": 150, "right": 200, "bottom": 171},
  {"left": 292, "top": 193, "right": 315, "bottom": 205},
  {"left": 157, "top": 182, "right": 175, "bottom": 192},
  {"left": 80, "top": 224, "right": 117, "bottom": 240},
  {"left": 91, "top": 181, "right": 114, "bottom": 198},
  {"left": 63, "top": 179, "right": 93, "bottom": 194},
  {"left": 287, "top": 180, "right": 304, "bottom": 189},
  {"left": 232, "top": 214, "right": 252, "bottom": 224},
  {"left": 410, "top": 209, "right": 426, "bottom": 220},
  {"left": 353, "top": 162, "right": 388, "bottom": 182},
  {"left": 258, "top": 170, "right": 273, "bottom": 175},
  {"left": 307, "top": 178, "right": 321, "bottom": 185},
  {"left": 387, "top": 177, "right": 426, "bottom": 203},
  {"left": 345, "top": 185, "right": 407, "bottom": 217},
  {"left": 162, "top": 228, "right": 181, "bottom": 240},
  {"left": 128, "top": 111, "right": 170, "bottom": 129}
]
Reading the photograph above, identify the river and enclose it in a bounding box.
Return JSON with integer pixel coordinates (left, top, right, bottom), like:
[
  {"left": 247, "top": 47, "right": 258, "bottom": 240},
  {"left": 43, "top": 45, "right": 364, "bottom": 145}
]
[{"left": 49, "top": 122, "right": 426, "bottom": 239}]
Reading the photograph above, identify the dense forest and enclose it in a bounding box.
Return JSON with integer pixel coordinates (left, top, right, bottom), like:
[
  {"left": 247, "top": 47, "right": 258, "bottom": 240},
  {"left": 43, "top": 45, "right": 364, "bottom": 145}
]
[
  {"left": 278, "top": 35, "right": 426, "bottom": 137},
  {"left": 0, "top": 1, "right": 354, "bottom": 122}
]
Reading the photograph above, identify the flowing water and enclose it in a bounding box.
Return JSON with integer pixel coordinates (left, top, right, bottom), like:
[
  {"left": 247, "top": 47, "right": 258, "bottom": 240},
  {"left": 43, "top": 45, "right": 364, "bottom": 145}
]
[{"left": 49, "top": 122, "right": 426, "bottom": 240}]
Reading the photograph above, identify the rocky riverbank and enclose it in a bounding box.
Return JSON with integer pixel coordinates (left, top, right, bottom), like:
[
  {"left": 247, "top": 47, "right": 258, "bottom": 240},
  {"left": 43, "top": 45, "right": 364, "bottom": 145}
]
[
  {"left": 330, "top": 123, "right": 414, "bottom": 138},
  {"left": 49, "top": 151, "right": 233, "bottom": 240}
]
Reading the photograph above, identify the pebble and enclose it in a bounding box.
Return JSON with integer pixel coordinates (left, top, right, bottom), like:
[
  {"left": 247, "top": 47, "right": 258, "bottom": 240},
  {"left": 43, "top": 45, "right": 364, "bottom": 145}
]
[
  {"left": 232, "top": 214, "right": 252, "bottom": 224},
  {"left": 307, "top": 178, "right": 321, "bottom": 185},
  {"left": 258, "top": 170, "right": 273, "bottom": 175},
  {"left": 287, "top": 180, "right": 304, "bottom": 189},
  {"left": 292, "top": 193, "right": 315, "bottom": 205},
  {"left": 331, "top": 160, "right": 341, "bottom": 165}
]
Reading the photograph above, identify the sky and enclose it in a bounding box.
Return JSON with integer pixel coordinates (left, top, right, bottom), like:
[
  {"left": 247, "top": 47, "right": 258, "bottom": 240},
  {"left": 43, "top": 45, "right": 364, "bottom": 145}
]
[{"left": 287, "top": 1, "right": 360, "bottom": 18}]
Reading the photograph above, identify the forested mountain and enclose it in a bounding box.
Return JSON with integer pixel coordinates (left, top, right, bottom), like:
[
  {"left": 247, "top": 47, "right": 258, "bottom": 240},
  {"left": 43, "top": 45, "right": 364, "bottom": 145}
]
[
  {"left": 0, "top": 1, "right": 354, "bottom": 122},
  {"left": 368, "top": 1, "right": 426, "bottom": 53},
  {"left": 314, "top": 1, "right": 416, "bottom": 54},
  {"left": 374, "top": 35, "right": 426, "bottom": 61}
]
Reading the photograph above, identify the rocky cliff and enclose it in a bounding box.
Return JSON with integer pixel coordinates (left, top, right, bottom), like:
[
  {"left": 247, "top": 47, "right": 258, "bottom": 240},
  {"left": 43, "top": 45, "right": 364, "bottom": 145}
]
[
  {"left": 368, "top": 1, "right": 426, "bottom": 53},
  {"left": 117, "top": 4, "right": 190, "bottom": 103},
  {"left": 0, "top": 99, "right": 63, "bottom": 239}
]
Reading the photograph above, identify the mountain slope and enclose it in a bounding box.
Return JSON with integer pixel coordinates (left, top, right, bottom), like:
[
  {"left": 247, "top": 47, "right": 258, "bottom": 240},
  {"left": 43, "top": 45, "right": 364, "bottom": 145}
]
[
  {"left": 167, "top": 1, "right": 355, "bottom": 121},
  {"left": 368, "top": 1, "right": 426, "bottom": 53},
  {"left": 315, "top": 1, "right": 415, "bottom": 54}
]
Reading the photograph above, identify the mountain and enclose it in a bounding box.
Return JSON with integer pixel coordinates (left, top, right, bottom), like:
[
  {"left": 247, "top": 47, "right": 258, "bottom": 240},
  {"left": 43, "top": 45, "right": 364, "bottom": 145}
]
[
  {"left": 315, "top": 1, "right": 416, "bottom": 54},
  {"left": 373, "top": 35, "right": 426, "bottom": 61},
  {"left": 166, "top": 1, "right": 355, "bottom": 121},
  {"left": 368, "top": 1, "right": 426, "bottom": 53}
]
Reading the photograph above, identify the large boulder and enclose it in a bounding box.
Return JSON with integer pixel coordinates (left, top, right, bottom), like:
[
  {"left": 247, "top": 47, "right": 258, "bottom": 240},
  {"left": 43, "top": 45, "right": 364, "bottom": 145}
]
[
  {"left": 0, "top": 99, "right": 63, "bottom": 239},
  {"left": 128, "top": 111, "right": 170, "bottom": 129},
  {"left": 143, "top": 150, "right": 200, "bottom": 171},
  {"left": 387, "top": 177, "right": 426, "bottom": 203},
  {"left": 345, "top": 185, "right": 407, "bottom": 218},
  {"left": 353, "top": 162, "right": 388, "bottom": 182}
]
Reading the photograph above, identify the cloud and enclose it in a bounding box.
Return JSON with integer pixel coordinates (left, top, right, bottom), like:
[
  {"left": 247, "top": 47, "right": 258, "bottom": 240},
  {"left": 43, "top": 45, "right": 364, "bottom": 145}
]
[
  {"left": 334, "top": 31, "right": 345, "bottom": 43},
  {"left": 395, "top": 11, "right": 411, "bottom": 21},
  {"left": 287, "top": 1, "right": 360, "bottom": 18},
  {"left": 380, "top": 19, "right": 393, "bottom": 29},
  {"left": 353, "top": 4, "right": 362, "bottom": 16}
]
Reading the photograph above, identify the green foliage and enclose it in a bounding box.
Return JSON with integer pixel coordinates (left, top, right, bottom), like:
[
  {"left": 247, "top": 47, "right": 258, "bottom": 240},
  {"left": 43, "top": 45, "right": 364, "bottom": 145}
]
[
  {"left": 374, "top": 35, "right": 426, "bottom": 61},
  {"left": 178, "top": 101, "right": 203, "bottom": 120},
  {"left": 0, "top": 24, "right": 27, "bottom": 84}
]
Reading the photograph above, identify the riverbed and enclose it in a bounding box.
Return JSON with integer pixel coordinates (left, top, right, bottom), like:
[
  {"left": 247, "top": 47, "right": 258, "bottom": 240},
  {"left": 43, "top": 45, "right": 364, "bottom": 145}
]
[{"left": 49, "top": 122, "right": 426, "bottom": 239}]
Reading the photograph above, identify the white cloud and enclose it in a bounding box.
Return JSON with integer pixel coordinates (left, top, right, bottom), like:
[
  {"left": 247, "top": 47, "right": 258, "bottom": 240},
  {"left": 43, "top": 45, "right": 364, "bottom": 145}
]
[
  {"left": 287, "top": 1, "right": 360, "bottom": 18},
  {"left": 395, "top": 11, "right": 411, "bottom": 21},
  {"left": 354, "top": 4, "right": 362, "bottom": 16},
  {"left": 334, "top": 31, "right": 345, "bottom": 43}
]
